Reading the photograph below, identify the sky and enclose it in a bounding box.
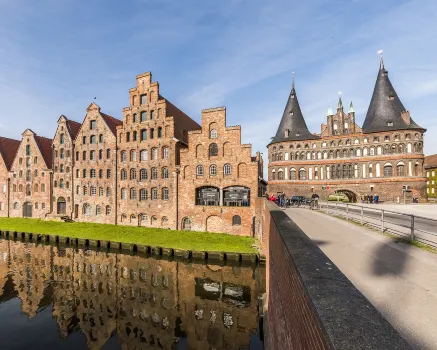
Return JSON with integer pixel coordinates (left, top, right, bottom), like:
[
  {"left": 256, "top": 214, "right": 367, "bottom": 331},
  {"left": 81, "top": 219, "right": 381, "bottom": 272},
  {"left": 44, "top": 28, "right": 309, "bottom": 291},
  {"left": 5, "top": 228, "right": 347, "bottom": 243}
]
[{"left": 1, "top": 0, "right": 437, "bottom": 176}]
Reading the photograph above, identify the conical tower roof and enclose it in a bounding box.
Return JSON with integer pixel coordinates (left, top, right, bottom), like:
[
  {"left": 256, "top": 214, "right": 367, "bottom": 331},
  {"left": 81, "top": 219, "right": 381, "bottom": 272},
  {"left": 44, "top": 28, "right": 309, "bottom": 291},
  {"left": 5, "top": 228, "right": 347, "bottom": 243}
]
[
  {"left": 362, "top": 57, "right": 424, "bottom": 133},
  {"left": 270, "top": 78, "right": 319, "bottom": 144}
]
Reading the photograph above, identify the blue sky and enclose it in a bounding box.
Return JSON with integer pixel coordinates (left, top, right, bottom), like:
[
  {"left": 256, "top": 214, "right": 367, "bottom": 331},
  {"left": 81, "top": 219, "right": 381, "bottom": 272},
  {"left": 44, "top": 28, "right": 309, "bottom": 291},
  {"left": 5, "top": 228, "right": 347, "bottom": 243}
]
[{"left": 1, "top": 0, "right": 436, "bottom": 171}]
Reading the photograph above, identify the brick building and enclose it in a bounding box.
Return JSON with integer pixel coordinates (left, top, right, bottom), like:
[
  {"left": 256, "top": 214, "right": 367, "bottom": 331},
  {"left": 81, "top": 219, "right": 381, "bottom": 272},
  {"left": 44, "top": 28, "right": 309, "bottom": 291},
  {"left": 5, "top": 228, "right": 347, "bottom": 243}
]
[
  {"left": 425, "top": 154, "right": 437, "bottom": 200},
  {"left": 0, "top": 137, "right": 20, "bottom": 216},
  {"left": 116, "top": 72, "right": 200, "bottom": 229},
  {"left": 0, "top": 72, "right": 264, "bottom": 236},
  {"left": 268, "top": 58, "right": 427, "bottom": 203},
  {"left": 179, "top": 107, "right": 264, "bottom": 236},
  {"left": 73, "top": 103, "right": 122, "bottom": 224},
  {"left": 51, "top": 115, "right": 81, "bottom": 217},
  {"left": 9, "top": 129, "right": 53, "bottom": 218}
]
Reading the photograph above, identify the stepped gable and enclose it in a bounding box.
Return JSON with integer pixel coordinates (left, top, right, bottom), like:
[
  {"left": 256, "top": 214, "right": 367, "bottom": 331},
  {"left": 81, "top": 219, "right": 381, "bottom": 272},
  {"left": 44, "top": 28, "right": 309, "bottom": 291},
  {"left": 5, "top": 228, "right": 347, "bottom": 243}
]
[
  {"left": 0, "top": 136, "right": 20, "bottom": 170},
  {"left": 270, "top": 77, "right": 319, "bottom": 145},
  {"left": 362, "top": 57, "right": 425, "bottom": 133},
  {"left": 34, "top": 135, "right": 53, "bottom": 169}
]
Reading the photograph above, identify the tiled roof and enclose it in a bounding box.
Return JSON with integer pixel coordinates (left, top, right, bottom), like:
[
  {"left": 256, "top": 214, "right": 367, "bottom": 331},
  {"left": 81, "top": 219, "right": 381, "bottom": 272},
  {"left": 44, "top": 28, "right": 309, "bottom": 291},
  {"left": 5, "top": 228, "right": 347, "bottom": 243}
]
[
  {"left": 66, "top": 119, "right": 81, "bottom": 139},
  {"left": 0, "top": 136, "right": 20, "bottom": 170},
  {"left": 100, "top": 113, "right": 123, "bottom": 136},
  {"left": 425, "top": 154, "right": 437, "bottom": 169},
  {"left": 34, "top": 135, "right": 53, "bottom": 169}
]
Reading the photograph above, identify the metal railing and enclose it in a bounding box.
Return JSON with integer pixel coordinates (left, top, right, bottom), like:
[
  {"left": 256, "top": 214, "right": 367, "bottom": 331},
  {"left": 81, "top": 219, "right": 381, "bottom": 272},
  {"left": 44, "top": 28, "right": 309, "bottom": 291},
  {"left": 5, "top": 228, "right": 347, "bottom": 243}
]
[{"left": 301, "top": 201, "right": 437, "bottom": 248}]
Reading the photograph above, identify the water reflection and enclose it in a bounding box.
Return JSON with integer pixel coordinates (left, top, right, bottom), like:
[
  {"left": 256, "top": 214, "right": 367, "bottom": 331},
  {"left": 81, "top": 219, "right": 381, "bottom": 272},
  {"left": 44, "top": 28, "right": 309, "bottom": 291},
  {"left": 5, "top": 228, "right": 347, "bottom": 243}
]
[{"left": 0, "top": 239, "right": 265, "bottom": 350}]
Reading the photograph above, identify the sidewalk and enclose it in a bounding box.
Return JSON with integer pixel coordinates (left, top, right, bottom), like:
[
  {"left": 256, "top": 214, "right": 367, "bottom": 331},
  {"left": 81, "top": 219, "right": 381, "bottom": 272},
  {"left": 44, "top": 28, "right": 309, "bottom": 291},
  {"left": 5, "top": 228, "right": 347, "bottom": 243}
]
[{"left": 285, "top": 208, "right": 437, "bottom": 350}]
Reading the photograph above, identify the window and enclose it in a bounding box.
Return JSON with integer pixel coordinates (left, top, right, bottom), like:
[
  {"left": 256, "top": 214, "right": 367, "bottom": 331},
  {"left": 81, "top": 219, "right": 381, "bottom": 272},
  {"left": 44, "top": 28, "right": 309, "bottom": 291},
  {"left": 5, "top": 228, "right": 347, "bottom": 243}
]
[
  {"left": 83, "top": 204, "right": 92, "bottom": 215},
  {"left": 107, "top": 149, "right": 111, "bottom": 159},
  {"left": 223, "top": 186, "right": 250, "bottom": 207},
  {"left": 130, "top": 188, "right": 137, "bottom": 200},
  {"left": 76, "top": 152, "right": 79, "bottom": 161},
  {"left": 34, "top": 184, "right": 39, "bottom": 192},
  {"left": 140, "top": 149, "right": 148, "bottom": 161},
  {"left": 209, "top": 143, "right": 218, "bottom": 156},
  {"left": 106, "top": 206, "right": 111, "bottom": 215},
  {"left": 182, "top": 217, "right": 191, "bottom": 230},
  {"left": 140, "top": 168, "right": 148, "bottom": 180},
  {"left": 151, "top": 216, "right": 157, "bottom": 225},
  {"left": 91, "top": 169, "right": 96, "bottom": 178},
  {"left": 232, "top": 215, "right": 241, "bottom": 226},
  {"left": 152, "top": 148, "right": 158, "bottom": 160},
  {"left": 140, "top": 129, "right": 147, "bottom": 141},
  {"left": 140, "top": 189, "right": 148, "bottom": 201},
  {"left": 96, "top": 205, "right": 101, "bottom": 215},
  {"left": 151, "top": 167, "right": 158, "bottom": 179},
  {"left": 397, "top": 164, "right": 405, "bottom": 176},
  {"left": 290, "top": 169, "right": 296, "bottom": 180},
  {"left": 130, "top": 169, "right": 137, "bottom": 180},
  {"left": 384, "top": 164, "right": 393, "bottom": 177},
  {"left": 121, "top": 151, "right": 127, "bottom": 162},
  {"left": 121, "top": 188, "right": 127, "bottom": 199},
  {"left": 83, "top": 169, "right": 87, "bottom": 178},
  {"left": 121, "top": 169, "right": 127, "bottom": 180},
  {"left": 126, "top": 132, "right": 130, "bottom": 142},
  {"left": 59, "top": 179, "right": 64, "bottom": 189},
  {"left": 150, "top": 128, "right": 155, "bottom": 139},
  {"left": 162, "top": 147, "right": 169, "bottom": 159},
  {"left": 82, "top": 151, "right": 86, "bottom": 160},
  {"left": 162, "top": 167, "right": 169, "bottom": 179},
  {"left": 26, "top": 145, "right": 30, "bottom": 156},
  {"left": 224, "top": 164, "right": 231, "bottom": 175},
  {"left": 162, "top": 187, "right": 169, "bottom": 200},
  {"left": 41, "top": 184, "right": 45, "bottom": 192},
  {"left": 210, "top": 164, "right": 217, "bottom": 176},
  {"left": 162, "top": 216, "right": 168, "bottom": 226},
  {"left": 90, "top": 135, "right": 96, "bottom": 144},
  {"left": 26, "top": 170, "right": 31, "bottom": 181},
  {"left": 140, "top": 94, "right": 147, "bottom": 104},
  {"left": 157, "top": 127, "right": 162, "bottom": 138},
  {"left": 141, "top": 111, "right": 147, "bottom": 122},
  {"left": 99, "top": 187, "right": 104, "bottom": 196},
  {"left": 299, "top": 169, "right": 306, "bottom": 180},
  {"left": 107, "top": 169, "right": 111, "bottom": 178},
  {"left": 130, "top": 150, "right": 137, "bottom": 161},
  {"left": 152, "top": 188, "right": 158, "bottom": 200},
  {"left": 83, "top": 186, "right": 88, "bottom": 195},
  {"left": 133, "top": 131, "right": 137, "bottom": 141},
  {"left": 132, "top": 114, "right": 137, "bottom": 122},
  {"left": 90, "top": 120, "right": 96, "bottom": 129},
  {"left": 99, "top": 169, "right": 103, "bottom": 178},
  {"left": 150, "top": 110, "right": 155, "bottom": 120},
  {"left": 90, "top": 186, "right": 97, "bottom": 196},
  {"left": 60, "top": 133, "right": 65, "bottom": 144},
  {"left": 14, "top": 202, "right": 18, "bottom": 210},
  {"left": 210, "top": 129, "right": 218, "bottom": 139},
  {"left": 90, "top": 150, "right": 96, "bottom": 160},
  {"left": 83, "top": 136, "right": 86, "bottom": 144},
  {"left": 278, "top": 170, "right": 284, "bottom": 180},
  {"left": 196, "top": 165, "right": 204, "bottom": 176}
]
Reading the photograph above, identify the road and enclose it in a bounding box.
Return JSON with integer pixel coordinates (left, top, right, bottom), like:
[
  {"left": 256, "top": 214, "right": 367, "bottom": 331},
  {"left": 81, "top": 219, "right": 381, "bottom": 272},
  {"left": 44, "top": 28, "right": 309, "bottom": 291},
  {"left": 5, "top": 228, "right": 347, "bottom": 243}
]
[
  {"left": 317, "top": 202, "right": 437, "bottom": 246},
  {"left": 285, "top": 208, "right": 437, "bottom": 350}
]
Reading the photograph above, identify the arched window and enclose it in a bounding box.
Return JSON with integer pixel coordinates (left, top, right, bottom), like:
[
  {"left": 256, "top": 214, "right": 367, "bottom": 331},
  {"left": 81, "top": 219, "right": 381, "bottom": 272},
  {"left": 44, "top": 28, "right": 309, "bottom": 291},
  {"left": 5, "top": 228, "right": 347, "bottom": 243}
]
[
  {"left": 121, "top": 188, "right": 127, "bottom": 199},
  {"left": 232, "top": 215, "right": 241, "bottom": 226},
  {"left": 130, "top": 188, "right": 137, "bottom": 199},
  {"left": 224, "top": 164, "right": 231, "bottom": 175},
  {"left": 121, "top": 169, "right": 127, "bottom": 180},
  {"left": 90, "top": 135, "right": 96, "bottom": 144},
  {"left": 157, "top": 126, "right": 162, "bottom": 138},
  {"left": 151, "top": 188, "right": 158, "bottom": 200},
  {"left": 26, "top": 145, "right": 30, "bottom": 156},
  {"left": 278, "top": 170, "right": 284, "bottom": 180},
  {"left": 209, "top": 164, "right": 217, "bottom": 176},
  {"left": 106, "top": 187, "right": 111, "bottom": 197},
  {"left": 99, "top": 169, "right": 103, "bottom": 178},
  {"left": 41, "top": 184, "right": 45, "bottom": 192},
  {"left": 162, "top": 167, "right": 169, "bottom": 179},
  {"left": 152, "top": 148, "right": 158, "bottom": 160},
  {"left": 26, "top": 184, "right": 31, "bottom": 195},
  {"left": 209, "top": 143, "right": 218, "bottom": 157},
  {"left": 151, "top": 216, "right": 158, "bottom": 225},
  {"left": 96, "top": 205, "right": 101, "bottom": 215},
  {"left": 60, "top": 179, "right": 64, "bottom": 188},
  {"left": 140, "top": 111, "right": 147, "bottom": 121},
  {"left": 130, "top": 150, "right": 137, "bottom": 161},
  {"left": 130, "top": 169, "right": 136, "bottom": 180},
  {"left": 107, "top": 169, "right": 111, "bottom": 178},
  {"left": 151, "top": 167, "right": 158, "bottom": 179},
  {"left": 384, "top": 164, "right": 393, "bottom": 177},
  {"left": 196, "top": 165, "right": 204, "bottom": 176},
  {"left": 140, "top": 129, "right": 147, "bottom": 141},
  {"left": 106, "top": 206, "right": 111, "bottom": 215},
  {"left": 90, "top": 150, "right": 95, "bottom": 160},
  {"left": 272, "top": 170, "right": 276, "bottom": 180},
  {"left": 397, "top": 163, "right": 405, "bottom": 176},
  {"left": 299, "top": 169, "right": 306, "bottom": 180},
  {"left": 19, "top": 184, "right": 23, "bottom": 192},
  {"left": 162, "top": 147, "right": 169, "bottom": 159},
  {"left": 99, "top": 187, "right": 104, "bottom": 196},
  {"left": 90, "top": 186, "right": 96, "bottom": 196},
  {"left": 121, "top": 151, "right": 127, "bottom": 162},
  {"left": 140, "top": 168, "right": 148, "bottom": 180},
  {"left": 34, "top": 184, "right": 39, "bottom": 192},
  {"left": 210, "top": 129, "right": 218, "bottom": 139},
  {"left": 140, "top": 189, "right": 148, "bottom": 201},
  {"left": 90, "top": 169, "right": 96, "bottom": 178},
  {"left": 130, "top": 214, "right": 136, "bottom": 224},
  {"left": 162, "top": 217, "right": 168, "bottom": 226},
  {"left": 182, "top": 217, "right": 191, "bottom": 230},
  {"left": 223, "top": 186, "right": 250, "bottom": 207},
  {"left": 290, "top": 169, "right": 296, "bottom": 180},
  {"left": 60, "top": 133, "right": 65, "bottom": 144},
  {"left": 99, "top": 134, "right": 103, "bottom": 143},
  {"left": 83, "top": 204, "right": 91, "bottom": 215},
  {"left": 140, "top": 149, "right": 148, "bottom": 161},
  {"left": 196, "top": 186, "right": 220, "bottom": 206},
  {"left": 162, "top": 187, "right": 169, "bottom": 200}
]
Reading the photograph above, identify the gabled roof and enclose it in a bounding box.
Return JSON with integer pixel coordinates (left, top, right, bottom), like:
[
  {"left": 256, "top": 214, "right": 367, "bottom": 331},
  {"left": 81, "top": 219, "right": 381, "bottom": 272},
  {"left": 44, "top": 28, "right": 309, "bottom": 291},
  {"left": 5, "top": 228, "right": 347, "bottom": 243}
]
[
  {"left": 66, "top": 119, "right": 81, "bottom": 139},
  {"left": 425, "top": 154, "right": 437, "bottom": 169},
  {"left": 34, "top": 135, "right": 53, "bottom": 169},
  {"left": 0, "top": 136, "right": 20, "bottom": 170},
  {"left": 100, "top": 113, "right": 123, "bottom": 135},
  {"left": 270, "top": 79, "right": 319, "bottom": 145},
  {"left": 362, "top": 57, "right": 424, "bottom": 133}
]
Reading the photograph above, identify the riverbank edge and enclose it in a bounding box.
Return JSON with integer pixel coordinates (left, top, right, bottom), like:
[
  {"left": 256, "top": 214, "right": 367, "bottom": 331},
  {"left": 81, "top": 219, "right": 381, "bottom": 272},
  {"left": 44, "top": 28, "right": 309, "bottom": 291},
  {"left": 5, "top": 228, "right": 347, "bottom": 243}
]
[{"left": 0, "top": 230, "right": 261, "bottom": 263}]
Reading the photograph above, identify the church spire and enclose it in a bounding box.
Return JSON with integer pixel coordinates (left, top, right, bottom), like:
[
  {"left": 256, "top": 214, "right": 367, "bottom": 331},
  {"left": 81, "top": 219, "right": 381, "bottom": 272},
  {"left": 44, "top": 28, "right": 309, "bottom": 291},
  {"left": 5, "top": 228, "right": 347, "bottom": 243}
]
[
  {"left": 337, "top": 92, "right": 343, "bottom": 109},
  {"left": 349, "top": 101, "right": 354, "bottom": 113},
  {"left": 327, "top": 103, "right": 333, "bottom": 116},
  {"left": 362, "top": 55, "right": 424, "bottom": 133},
  {"left": 269, "top": 74, "right": 319, "bottom": 144}
]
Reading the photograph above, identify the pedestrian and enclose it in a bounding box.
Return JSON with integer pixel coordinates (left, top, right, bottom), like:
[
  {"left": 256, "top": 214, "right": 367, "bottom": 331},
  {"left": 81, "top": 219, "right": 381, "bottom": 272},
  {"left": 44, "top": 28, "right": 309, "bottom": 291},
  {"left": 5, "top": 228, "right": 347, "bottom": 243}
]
[{"left": 374, "top": 193, "right": 378, "bottom": 204}]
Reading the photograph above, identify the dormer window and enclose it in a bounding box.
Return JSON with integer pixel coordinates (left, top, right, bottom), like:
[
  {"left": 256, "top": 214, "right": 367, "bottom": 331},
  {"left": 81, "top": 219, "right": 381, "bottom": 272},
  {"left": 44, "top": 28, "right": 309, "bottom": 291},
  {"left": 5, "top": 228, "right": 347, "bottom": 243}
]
[
  {"left": 388, "top": 96, "right": 394, "bottom": 101},
  {"left": 387, "top": 121, "right": 394, "bottom": 126},
  {"left": 296, "top": 131, "right": 300, "bottom": 137},
  {"left": 290, "top": 94, "right": 295, "bottom": 99},
  {"left": 285, "top": 129, "right": 290, "bottom": 137},
  {"left": 289, "top": 111, "right": 294, "bottom": 115}
]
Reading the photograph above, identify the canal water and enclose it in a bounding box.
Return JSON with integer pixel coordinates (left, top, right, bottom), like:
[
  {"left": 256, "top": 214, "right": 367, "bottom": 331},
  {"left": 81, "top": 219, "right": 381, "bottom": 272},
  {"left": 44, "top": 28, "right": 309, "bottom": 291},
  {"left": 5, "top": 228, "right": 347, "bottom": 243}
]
[{"left": 0, "top": 239, "right": 265, "bottom": 350}]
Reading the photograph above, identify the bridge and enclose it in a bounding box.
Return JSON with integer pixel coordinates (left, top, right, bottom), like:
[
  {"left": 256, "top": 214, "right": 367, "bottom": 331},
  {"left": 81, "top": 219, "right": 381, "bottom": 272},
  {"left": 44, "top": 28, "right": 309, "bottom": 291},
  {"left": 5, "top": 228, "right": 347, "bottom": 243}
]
[{"left": 259, "top": 200, "right": 437, "bottom": 350}]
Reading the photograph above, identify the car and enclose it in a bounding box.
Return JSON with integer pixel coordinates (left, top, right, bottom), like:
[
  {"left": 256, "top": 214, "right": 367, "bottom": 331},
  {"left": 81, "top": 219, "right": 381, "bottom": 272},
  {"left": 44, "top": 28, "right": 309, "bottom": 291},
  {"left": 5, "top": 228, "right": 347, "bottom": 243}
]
[{"left": 289, "top": 196, "right": 311, "bottom": 206}]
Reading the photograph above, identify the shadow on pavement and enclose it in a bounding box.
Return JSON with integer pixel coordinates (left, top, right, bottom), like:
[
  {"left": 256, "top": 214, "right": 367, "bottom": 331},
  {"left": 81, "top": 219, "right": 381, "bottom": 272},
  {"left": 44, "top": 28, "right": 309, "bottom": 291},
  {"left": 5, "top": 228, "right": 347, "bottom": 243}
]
[{"left": 372, "top": 240, "right": 412, "bottom": 277}]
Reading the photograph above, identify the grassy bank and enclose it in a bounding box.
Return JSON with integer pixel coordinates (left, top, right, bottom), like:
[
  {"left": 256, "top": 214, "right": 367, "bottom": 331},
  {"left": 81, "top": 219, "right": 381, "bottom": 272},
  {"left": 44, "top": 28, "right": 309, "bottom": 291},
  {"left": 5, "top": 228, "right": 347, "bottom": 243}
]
[{"left": 0, "top": 218, "right": 257, "bottom": 254}]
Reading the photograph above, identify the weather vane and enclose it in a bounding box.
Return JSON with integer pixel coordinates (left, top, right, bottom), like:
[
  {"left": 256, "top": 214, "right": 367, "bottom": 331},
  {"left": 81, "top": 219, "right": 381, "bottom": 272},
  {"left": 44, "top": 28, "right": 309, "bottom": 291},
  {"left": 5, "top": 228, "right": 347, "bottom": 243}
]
[{"left": 377, "top": 49, "right": 383, "bottom": 57}]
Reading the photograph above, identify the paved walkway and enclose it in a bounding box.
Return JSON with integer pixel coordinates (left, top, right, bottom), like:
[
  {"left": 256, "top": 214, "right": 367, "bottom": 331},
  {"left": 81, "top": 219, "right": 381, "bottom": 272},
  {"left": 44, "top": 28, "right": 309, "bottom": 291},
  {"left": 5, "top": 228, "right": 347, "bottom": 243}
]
[{"left": 285, "top": 208, "right": 437, "bottom": 350}]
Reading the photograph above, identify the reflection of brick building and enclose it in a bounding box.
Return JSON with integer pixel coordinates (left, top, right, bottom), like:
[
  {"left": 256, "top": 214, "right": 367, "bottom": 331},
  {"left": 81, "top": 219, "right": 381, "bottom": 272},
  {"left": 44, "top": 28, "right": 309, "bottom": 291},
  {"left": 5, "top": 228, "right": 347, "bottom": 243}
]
[
  {"left": 179, "top": 107, "right": 264, "bottom": 235},
  {"left": 268, "top": 58, "right": 427, "bottom": 203},
  {"left": 0, "top": 137, "right": 20, "bottom": 217},
  {"left": 1, "top": 72, "right": 264, "bottom": 236}
]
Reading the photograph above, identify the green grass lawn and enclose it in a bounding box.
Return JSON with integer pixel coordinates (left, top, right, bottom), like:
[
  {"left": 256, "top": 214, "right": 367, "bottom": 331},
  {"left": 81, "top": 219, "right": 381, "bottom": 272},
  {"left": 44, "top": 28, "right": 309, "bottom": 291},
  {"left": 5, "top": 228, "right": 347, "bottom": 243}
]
[{"left": 0, "top": 218, "right": 257, "bottom": 254}]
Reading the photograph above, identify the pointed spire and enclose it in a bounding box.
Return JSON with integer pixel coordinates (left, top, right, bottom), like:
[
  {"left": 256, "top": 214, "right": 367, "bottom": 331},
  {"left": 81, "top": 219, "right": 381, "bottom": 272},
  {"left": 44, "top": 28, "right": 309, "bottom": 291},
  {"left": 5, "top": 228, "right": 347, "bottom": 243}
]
[
  {"left": 337, "top": 92, "right": 343, "bottom": 109},
  {"left": 363, "top": 55, "right": 424, "bottom": 133},
  {"left": 270, "top": 75, "right": 319, "bottom": 144},
  {"left": 327, "top": 102, "right": 333, "bottom": 116},
  {"left": 378, "top": 50, "right": 384, "bottom": 70},
  {"left": 349, "top": 101, "right": 355, "bottom": 113}
]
